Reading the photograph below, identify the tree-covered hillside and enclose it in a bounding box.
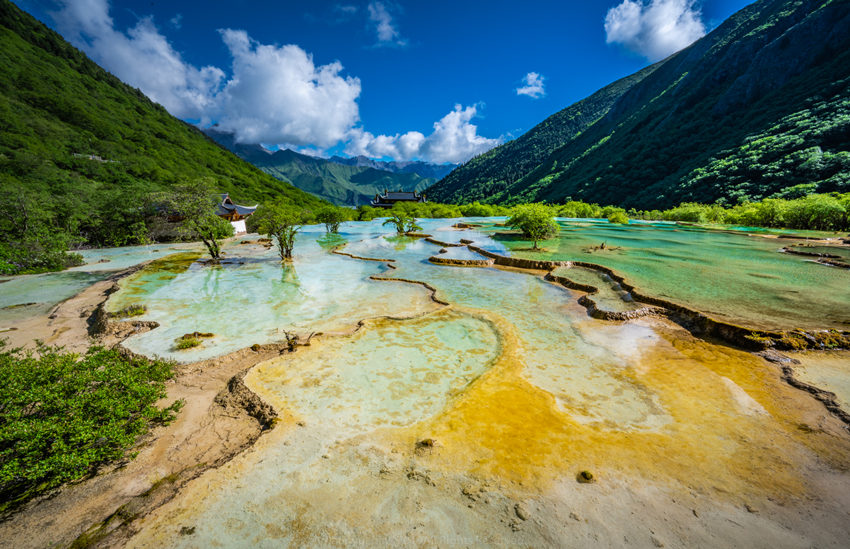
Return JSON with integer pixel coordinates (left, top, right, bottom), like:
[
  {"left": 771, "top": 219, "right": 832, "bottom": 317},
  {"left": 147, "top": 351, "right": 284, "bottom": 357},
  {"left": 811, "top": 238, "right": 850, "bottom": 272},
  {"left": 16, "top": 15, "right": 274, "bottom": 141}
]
[
  {"left": 0, "top": 0, "right": 323, "bottom": 248},
  {"left": 428, "top": 64, "right": 660, "bottom": 204},
  {"left": 428, "top": 0, "right": 850, "bottom": 209},
  {"left": 205, "top": 130, "right": 436, "bottom": 207}
]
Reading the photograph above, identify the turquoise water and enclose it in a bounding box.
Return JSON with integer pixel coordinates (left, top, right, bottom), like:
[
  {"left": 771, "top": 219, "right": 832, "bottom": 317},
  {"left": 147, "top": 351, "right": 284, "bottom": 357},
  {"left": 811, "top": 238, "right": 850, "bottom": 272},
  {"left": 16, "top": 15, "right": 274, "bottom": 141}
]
[
  {"left": 114, "top": 218, "right": 850, "bottom": 548},
  {"left": 550, "top": 265, "right": 642, "bottom": 313},
  {"left": 0, "top": 243, "right": 195, "bottom": 329},
  {"left": 344, "top": 228, "right": 669, "bottom": 429},
  {"left": 249, "top": 310, "right": 500, "bottom": 432},
  {"left": 108, "top": 224, "right": 441, "bottom": 362},
  {"left": 489, "top": 219, "right": 850, "bottom": 331}
]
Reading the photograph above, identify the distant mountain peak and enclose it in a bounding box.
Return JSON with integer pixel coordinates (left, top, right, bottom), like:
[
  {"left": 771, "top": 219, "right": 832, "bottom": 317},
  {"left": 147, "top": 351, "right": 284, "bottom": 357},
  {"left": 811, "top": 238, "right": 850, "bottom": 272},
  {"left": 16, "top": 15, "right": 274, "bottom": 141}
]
[{"left": 203, "top": 129, "right": 454, "bottom": 206}]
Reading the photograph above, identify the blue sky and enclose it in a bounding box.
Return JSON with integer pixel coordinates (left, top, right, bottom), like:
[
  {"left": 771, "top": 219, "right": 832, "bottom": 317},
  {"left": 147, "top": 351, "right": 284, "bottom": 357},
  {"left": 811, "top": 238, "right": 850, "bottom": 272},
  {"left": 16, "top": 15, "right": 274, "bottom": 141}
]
[{"left": 16, "top": 0, "right": 752, "bottom": 162}]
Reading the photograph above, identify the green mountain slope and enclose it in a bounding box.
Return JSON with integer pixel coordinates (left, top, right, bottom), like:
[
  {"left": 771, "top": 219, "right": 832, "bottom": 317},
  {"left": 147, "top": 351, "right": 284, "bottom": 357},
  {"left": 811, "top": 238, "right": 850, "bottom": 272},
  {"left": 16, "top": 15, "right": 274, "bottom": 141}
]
[
  {"left": 0, "top": 0, "right": 323, "bottom": 245},
  {"left": 205, "top": 130, "right": 434, "bottom": 206},
  {"left": 428, "top": 63, "right": 661, "bottom": 203},
  {"left": 428, "top": 0, "right": 850, "bottom": 209}
]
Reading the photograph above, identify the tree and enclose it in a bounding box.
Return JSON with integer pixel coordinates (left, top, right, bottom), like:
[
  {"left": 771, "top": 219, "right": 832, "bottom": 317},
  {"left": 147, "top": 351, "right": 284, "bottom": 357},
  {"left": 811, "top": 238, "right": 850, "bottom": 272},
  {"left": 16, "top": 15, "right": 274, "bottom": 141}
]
[
  {"left": 382, "top": 203, "right": 422, "bottom": 234},
  {"left": 155, "top": 180, "right": 234, "bottom": 260},
  {"left": 607, "top": 210, "right": 630, "bottom": 224},
  {"left": 507, "top": 203, "right": 559, "bottom": 250},
  {"left": 382, "top": 211, "right": 422, "bottom": 234},
  {"left": 315, "top": 205, "right": 348, "bottom": 233},
  {"left": 0, "top": 181, "right": 83, "bottom": 274},
  {"left": 249, "top": 201, "right": 313, "bottom": 260}
]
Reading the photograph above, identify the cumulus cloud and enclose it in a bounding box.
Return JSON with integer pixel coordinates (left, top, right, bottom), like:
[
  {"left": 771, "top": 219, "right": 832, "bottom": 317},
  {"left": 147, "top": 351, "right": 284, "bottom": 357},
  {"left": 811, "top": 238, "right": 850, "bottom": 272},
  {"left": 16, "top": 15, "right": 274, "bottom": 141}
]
[
  {"left": 51, "top": 0, "right": 361, "bottom": 146},
  {"left": 346, "top": 105, "right": 502, "bottom": 164},
  {"left": 516, "top": 72, "right": 545, "bottom": 99},
  {"left": 604, "top": 0, "right": 706, "bottom": 61},
  {"left": 367, "top": 1, "right": 407, "bottom": 46},
  {"left": 215, "top": 29, "right": 361, "bottom": 147},
  {"left": 50, "top": 0, "right": 498, "bottom": 162},
  {"left": 52, "top": 0, "right": 223, "bottom": 119}
]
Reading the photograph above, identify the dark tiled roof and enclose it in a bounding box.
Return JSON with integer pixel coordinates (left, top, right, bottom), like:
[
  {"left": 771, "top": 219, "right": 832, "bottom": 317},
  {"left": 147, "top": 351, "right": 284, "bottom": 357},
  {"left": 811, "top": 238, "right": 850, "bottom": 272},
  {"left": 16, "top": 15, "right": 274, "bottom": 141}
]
[{"left": 216, "top": 193, "right": 257, "bottom": 216}]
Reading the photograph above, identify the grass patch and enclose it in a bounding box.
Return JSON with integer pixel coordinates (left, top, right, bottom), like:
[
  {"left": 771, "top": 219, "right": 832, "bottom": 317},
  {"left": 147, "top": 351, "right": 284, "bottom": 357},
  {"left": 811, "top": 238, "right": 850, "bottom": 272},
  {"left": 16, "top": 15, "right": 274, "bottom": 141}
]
[
  {"left": 0, "top": 342, "right": 181, "bottom": 513},
  {"left": 175, "top": 337, "right": 201, "bottom": 350},
  {"left": 111, "top": 304, "right": 147, "bottom": 318}
]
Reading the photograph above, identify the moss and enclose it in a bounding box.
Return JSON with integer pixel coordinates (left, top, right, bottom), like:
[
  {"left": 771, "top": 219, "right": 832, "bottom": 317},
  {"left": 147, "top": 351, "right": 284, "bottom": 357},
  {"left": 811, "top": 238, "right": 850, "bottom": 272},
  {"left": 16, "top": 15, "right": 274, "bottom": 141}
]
[
  {"left": 777, "top": 333, "right": 809, "bottom": 350},
  {"left": 812, "top": 330, "right": 850, "bottom": 349},
  {"left": 111, "top": 304, "right": 147, "bottom": 318},
  {"left": 175, "top": 337, "right": 201, "bottom": 350},
  {"left": 576, "top": 470, "right": 596, "bottom": 483},
  {"left": 745, "top": 332, "right": 774, "bottom": 346}
]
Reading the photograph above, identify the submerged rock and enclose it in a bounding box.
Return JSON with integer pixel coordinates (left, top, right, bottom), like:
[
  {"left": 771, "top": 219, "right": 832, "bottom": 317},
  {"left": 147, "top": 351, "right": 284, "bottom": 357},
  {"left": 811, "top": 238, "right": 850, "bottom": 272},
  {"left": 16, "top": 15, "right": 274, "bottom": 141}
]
[
  {"left": 514, "top": 502, "right": 530, "bottom": 521},
  {"left": 576, "top": 470, "right": 596, "bottom": 484}
]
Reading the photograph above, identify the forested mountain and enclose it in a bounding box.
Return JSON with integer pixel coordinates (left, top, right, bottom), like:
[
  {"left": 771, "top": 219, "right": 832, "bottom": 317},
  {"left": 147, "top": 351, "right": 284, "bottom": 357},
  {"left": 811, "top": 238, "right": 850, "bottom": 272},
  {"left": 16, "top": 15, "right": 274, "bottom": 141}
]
[
  {"left": 428, "top": 0, "right": 850, "bottom": 209},
  {"left": 0, "top": 0, "right": 323, "bottom": 247},
  {"left": 328, "top": 155, "right": 456, "bottom": 180},
  {"left": 206, "top": 130, "right": 437, "bottom": 206},
  {"left": 429, "top": 64, "right": 660, "bottom": 204}
]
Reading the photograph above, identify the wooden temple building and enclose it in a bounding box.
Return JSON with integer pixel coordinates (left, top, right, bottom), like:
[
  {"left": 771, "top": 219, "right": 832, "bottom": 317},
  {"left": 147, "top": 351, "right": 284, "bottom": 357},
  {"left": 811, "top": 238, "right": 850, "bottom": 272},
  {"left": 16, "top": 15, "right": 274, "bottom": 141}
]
[
  {"left": 370, "top": 190, "right": 427, "bottom": 208},
  {"left": 216, "top": 193, "right": 257, "bottom": 234}
]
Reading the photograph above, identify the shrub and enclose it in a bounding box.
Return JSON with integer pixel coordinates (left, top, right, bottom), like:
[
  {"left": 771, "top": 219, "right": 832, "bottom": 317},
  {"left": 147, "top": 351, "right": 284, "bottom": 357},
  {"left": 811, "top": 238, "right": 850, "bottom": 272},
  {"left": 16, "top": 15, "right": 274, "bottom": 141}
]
[
  {"left": 0, "top": 343, "right": 180, "bottom": 511},
  {"left": 175, "top": 337, "right": 201, "bottom": 350},
  {"left": 607, "top": 210, "right": 630, "bottom": 224}
]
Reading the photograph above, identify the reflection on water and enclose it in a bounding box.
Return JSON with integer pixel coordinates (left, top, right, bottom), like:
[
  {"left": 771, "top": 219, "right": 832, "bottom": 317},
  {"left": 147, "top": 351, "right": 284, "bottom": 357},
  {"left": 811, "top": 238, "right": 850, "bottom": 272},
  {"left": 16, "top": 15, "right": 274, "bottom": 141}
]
[
  {"left": 0, "top": 242, "right": 195, "bottom": 329},
  {"left": 490, "top": 219, "right": 849, "bottom": 330},
  {"left": 120, "top": 218, "right": 850, "bottom": 548}
]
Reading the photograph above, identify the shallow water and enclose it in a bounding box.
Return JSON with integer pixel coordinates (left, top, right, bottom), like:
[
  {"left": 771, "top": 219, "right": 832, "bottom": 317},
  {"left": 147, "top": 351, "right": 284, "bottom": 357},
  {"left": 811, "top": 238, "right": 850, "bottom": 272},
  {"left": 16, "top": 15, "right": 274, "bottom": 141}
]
[
  {"left": 248, "top": 310, "right": 500, "bottom": 434},
  {"left": 550, "top": 265, "right": 642, "bottom": 313},
  {"left": 125, "top": 219, "right": 850, "bottom": 548},
  {"left": 108, "top": 229, "right": 440, "bottom": 362},
  {"left": 0, "top": 243, "right": 194, "bottom": 329},
  {"left": 791, "top": 351, "right": 850, "bottom": 412},
  {"left": 489, "top": 219, "right": 850, "bottom": 331}
]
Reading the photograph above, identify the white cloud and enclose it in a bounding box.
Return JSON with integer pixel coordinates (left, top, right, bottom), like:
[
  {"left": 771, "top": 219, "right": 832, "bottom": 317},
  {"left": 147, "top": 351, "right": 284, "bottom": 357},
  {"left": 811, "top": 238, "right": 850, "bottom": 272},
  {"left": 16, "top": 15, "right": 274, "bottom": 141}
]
[
  {"left": 346, "top": 105, "right": 502, "bottom": 164},
  {"left": 367, "top": 1, "right": 406, "bottom": 46},
  {"left": 215, "top": 29, "right": 361, "bottom": 147},
  {"left": 604, "top": 0, "right": 706, "bottom": 61},
  {"left": 335, "top": 5, "right": 358, "bottom": 16},
  {"left": 516, "top": 72, "right": 545, "bottom": 99},
  {"left": 169, "top": 13, "right": 182, "bottom": 30},
  {"left": 50, "top": 0, "right": 498, "bottom": 163},
  {"left": 52, "top": 0, "right": 223, "bottom": 119},
  {"left": 51, "top": 0, "right": 361, "bottom": 147}
]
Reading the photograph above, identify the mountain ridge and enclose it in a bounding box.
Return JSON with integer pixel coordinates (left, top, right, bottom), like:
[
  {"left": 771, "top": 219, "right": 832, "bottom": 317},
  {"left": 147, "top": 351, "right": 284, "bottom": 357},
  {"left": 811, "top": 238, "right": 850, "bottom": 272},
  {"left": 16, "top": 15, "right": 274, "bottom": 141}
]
[
  {"left": 204, "top": 129, "right": 446, "bottom": 206},
  {"left": 0, "top": 0, "right": 323, "bottom": 248},
  {"left": 428, "top": 0, "right": 850, "bottom": 208}
]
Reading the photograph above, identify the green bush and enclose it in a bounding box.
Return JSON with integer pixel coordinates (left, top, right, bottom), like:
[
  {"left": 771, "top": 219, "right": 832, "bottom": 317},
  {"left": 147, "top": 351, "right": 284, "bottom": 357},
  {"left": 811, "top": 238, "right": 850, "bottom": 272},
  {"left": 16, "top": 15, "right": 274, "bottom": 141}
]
[
  {"left": 0, "top": 343, "right": 180, "bottom": 511},
  {"left": 175, "top": 337, "right": 201, "bottom": 350},
  {"left": 607, "top": 210, "right": 629, "bottom": 224}
]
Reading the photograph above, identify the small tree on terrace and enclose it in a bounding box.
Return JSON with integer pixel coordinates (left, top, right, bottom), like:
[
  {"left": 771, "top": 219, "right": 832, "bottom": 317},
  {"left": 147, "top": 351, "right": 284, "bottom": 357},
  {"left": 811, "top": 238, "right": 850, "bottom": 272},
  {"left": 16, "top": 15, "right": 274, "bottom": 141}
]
[
  {"left": 249, "top": 201, "right": 313, "bottom": 260},
  {"left": 315, "top": 205, "right": 348, "bottom": 234},
  {"left": 383, "top": 203, "right": 422, "bottom": 234},
  {"left": 156, "top": 180, "right": 234, "bottom": 260},
  {"left": 507, "top": 203, "right": 559, "bottom": 250}
]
